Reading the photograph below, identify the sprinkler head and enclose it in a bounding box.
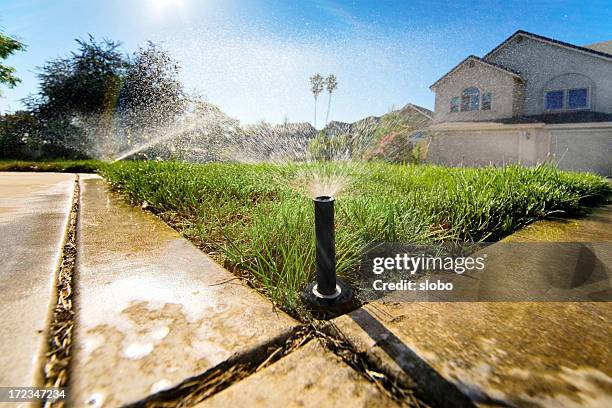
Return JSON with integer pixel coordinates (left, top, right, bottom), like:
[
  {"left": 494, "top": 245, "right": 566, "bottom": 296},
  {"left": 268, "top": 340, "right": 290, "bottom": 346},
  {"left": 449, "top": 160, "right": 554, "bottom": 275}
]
[{"left": 301, "top": 195, "right": 355, "bottom": 317}]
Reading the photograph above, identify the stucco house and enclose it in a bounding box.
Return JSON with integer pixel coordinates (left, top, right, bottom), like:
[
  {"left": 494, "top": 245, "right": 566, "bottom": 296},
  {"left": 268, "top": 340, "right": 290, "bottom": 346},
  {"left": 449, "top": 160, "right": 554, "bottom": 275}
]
[{"left": 427, "top": 30, "right": 612, "bottom": 175}]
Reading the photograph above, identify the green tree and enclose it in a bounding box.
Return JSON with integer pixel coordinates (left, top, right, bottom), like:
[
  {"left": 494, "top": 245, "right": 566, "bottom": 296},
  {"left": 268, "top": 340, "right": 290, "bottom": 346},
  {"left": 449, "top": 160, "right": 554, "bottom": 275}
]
[
  {"left": 161, "top": 95, "right": 242, "bottom": 162},
  {"left": 118, "top": 41, "right": 186, "bottom": 140},
  {"left": 0, "top": 31, "right": 26, "bottom": 94},
  {"left": 32, "top": 35, "right": 126, "bottom": 118},
  {"left": 324, "top": 74, "right": 338, "bottom": 125},
  {"left": 308, "top": 130, "right": 350, "bottom": 161},
  {"left": 24, "top": 35, "right": 128, "bottom": 157},
  {"left": 0, "top": 111, "right": 40, "bottom": 158},
  {"left": 367, "top": 131, "right": 412, "bottom": 163},
  {"left": 309, "top": 73, "right": 324, "bottom": 128}
]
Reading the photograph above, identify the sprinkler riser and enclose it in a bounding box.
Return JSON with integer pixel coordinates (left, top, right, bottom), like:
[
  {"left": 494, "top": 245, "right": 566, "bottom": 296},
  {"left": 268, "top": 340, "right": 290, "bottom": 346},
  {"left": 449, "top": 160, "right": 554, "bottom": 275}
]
[
  {"left": 314, "top": 196, "right": 337, "bottom": 296},
  {"left": 301, "top": 195, "right": 355, "bottom": 318}
]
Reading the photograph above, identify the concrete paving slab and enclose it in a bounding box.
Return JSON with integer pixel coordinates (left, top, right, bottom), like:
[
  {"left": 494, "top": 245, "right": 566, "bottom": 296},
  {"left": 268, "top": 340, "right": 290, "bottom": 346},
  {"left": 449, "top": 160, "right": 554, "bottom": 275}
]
[
  {"left": 335, "top": 205, "right": 612, "bottom": 407},
  {"left": 418, "top": 241, "right": 611, "bottom": 302},
  {"left": 505, "top": 205, "right": 612, "bottom": 243},
  {"left": 335, "top": 302, "right": 612, "bottom": 407},
  {"left": 70, "top": 175, "right": 297, "bottom": 407},
  {"left": 194, "top": 340, "right": 402, "bottom": 408},
  {"left": 460, "top": 205, "right": 612, "bottom": 302},
  {"left": 0, "top": 173, "right": 75, "bottom": 390}
]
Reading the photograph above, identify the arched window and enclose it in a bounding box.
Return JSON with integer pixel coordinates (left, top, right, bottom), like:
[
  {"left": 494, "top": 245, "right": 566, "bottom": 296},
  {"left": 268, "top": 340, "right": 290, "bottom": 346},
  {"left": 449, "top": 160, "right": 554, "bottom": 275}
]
[
  {"left": 543, "top": 73, "right": 593, "bottom": 111},
  {"left": 461, "top": 87, "right": 480, "bottom": 111}
]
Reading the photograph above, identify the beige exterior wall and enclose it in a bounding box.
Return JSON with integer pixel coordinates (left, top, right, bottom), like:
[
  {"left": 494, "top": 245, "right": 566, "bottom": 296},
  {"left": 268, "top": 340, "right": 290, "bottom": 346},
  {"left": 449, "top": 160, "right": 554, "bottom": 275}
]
[
  {"left": 432, "top": 61, "right": 523, "bottom": 124},
  {"left": 549, "top": 124, "right": 612, "bottom": 175},
  {"left": 511, "top": 79, "right": 525, "bottom": 116},
  {"left": 426, "top": 122, "right": 611, "bottom": 176},
  {"left": 486, "top": 36, "right": 612, "bottom": 115}
]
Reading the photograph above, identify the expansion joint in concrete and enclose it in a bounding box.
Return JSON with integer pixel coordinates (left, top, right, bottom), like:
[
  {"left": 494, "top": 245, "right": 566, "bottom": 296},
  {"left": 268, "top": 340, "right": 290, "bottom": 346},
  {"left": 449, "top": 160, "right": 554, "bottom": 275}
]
[
  {"left": 41, "top": 174, "right": 80, "bottom": 406},
  {"left": 125, "top": 326, "right": 312, "bottom": 408},
  {"left": 312, "top": 321, "right": 429, "bottom": 408}
]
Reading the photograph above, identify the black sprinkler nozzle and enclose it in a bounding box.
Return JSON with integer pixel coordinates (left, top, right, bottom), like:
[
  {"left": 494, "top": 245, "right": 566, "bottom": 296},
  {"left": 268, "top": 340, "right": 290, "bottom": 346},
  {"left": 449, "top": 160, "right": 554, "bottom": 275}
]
[
  {"left": 302, "top": 195, "right": 354, "bottom": 317},
  {"left": 313, "top": 196, "right": 338, "bottom": 297}
]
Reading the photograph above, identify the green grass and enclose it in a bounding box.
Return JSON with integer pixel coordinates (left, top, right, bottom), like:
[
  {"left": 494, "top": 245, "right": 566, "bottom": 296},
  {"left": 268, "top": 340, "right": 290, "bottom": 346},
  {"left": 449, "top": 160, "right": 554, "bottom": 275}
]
[
  {"left": 0, "top": 159, "right": 103, "bottom": 173},
  {"left": 5, "top": 158, "right": 608, "bottom": 314},
  {"left": 99, "top": 161, "right": 610, "bottom": 315}
]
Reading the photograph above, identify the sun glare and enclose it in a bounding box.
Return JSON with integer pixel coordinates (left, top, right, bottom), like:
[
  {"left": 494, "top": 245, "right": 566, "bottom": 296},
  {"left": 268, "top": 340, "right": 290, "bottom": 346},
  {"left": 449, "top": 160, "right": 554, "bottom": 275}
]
[{"left": 149, "top": 0, "right": 188, "bottom": 15}]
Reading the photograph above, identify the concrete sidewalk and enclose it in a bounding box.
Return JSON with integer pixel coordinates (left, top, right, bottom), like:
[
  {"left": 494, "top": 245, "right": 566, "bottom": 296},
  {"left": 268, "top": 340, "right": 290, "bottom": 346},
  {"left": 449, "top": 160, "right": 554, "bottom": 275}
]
[
  {"left": 70, "top": 175, "right": 299, "bottom": 407},
  {"left": 334, "top": 205, "right": 612, "bottom": 407},
  {"left": 0, "top": 173, "right": 75, "bottom": 392}
]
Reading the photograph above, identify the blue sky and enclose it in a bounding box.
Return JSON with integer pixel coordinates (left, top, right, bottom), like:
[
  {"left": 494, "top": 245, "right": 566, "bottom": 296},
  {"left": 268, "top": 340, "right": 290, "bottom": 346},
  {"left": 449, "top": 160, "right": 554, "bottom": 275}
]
[{"left": 0, "top": 0, "right": 611, "bottom": 125}]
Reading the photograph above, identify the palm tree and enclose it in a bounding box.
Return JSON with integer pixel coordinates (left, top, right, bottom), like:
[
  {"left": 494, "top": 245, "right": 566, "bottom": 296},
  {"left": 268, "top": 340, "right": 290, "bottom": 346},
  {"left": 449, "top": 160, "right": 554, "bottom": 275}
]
[
  {"left": 310, "top": 73, "right": 324, "bottom": 128},
  {"left": 324, "top": 74, "right": 338, "bottom": 125}
]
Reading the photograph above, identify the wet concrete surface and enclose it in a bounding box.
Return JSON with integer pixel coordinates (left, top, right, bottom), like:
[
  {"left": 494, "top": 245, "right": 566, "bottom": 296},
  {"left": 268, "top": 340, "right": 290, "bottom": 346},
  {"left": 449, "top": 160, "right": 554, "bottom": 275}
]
[
  {"left": 336, "top": 302, "right": 612, "bottom": 407},
  {"left": 0, "top": 173, "right": 75, "bottom": 393},
  {"left": 416, "top": 240, "right": 612, "bottom": 302},
  {"left": 194, "top": 340, "right": 402, "bottom": 408},
  {"left": 505, "top": 205, "right": 612, "bottom": 243},
  {"left": 463, "top": 205, "right": 612, "bottom": 302},
  {"left": 70, "top": 175, "right": 297, "bottom": 407},
  {"left": 335, "top": 204, "right": 612, "bottom": 407}
]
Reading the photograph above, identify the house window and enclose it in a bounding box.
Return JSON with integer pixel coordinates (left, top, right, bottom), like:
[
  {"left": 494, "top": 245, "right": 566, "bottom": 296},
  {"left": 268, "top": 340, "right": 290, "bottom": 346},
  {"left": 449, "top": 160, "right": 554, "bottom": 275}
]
[
  {"left": 450, "top": 97, "right": 460, "bottom": 112},
  {"left": 482, "top": 92, "right": 492, "bottom": 110},
  {"left": 461, "top": 87, "right": 480, "bottom": 111},
  {"left": 545, "top": 91, "right": 564, "bottom": 110},
  {"left": 568, "top": 88, "right": 588, "bottom": 109}
]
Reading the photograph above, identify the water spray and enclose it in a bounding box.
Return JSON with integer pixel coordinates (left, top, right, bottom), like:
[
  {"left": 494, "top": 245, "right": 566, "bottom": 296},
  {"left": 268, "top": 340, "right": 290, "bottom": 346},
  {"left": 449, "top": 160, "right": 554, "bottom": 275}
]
[{"left": 302, "top": 195, "right": 354, "bottom": 316}]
